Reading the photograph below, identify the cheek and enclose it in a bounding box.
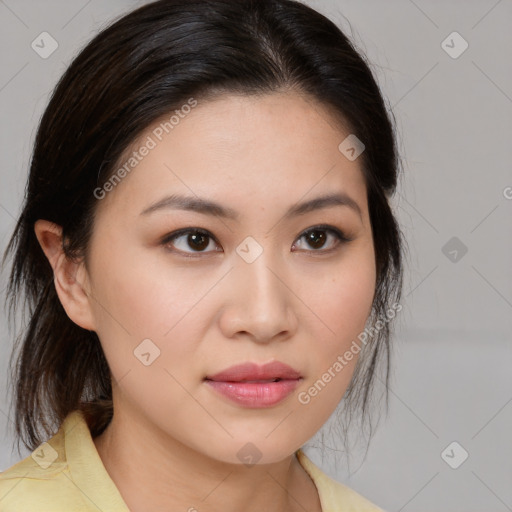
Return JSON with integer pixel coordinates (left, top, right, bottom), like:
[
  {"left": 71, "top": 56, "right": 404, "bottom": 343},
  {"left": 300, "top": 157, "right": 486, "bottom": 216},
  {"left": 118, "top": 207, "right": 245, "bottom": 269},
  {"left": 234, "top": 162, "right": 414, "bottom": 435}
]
[
  {"left": 292, "top": 253, "right": 376, "bottom": 431},
  {"left": 309, "top": 248, "right": 376, "bottom": 341},
  {"left": 88, "top": 238, "right": 206, "bottom": 338},
  {"left": 85, "top": 255, "right": 204, "bottom": 413},
  {"left": 329, "top": 266, "right": 375, "bottom": 337},
  {"left": 300, "top": 245, "right": 376, "bottom": 391},
  {"left": 86, "top": 242, "right": 215, "bottom": 387}
]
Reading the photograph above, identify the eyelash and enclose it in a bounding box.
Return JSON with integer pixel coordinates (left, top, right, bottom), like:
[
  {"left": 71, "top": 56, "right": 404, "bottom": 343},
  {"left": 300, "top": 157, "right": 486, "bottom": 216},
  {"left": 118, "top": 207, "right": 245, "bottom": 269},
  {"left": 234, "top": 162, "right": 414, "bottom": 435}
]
[{"left": 160, "top": 224, "right": 354, "bottom": 259}]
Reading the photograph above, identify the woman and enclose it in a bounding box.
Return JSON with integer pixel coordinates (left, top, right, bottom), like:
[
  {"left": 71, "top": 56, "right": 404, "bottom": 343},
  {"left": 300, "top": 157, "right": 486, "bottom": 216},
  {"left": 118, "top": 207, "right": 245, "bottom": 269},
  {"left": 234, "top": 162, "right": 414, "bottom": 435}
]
[{"left": 0, "top": 0, "right": 403, "bottom": 510}]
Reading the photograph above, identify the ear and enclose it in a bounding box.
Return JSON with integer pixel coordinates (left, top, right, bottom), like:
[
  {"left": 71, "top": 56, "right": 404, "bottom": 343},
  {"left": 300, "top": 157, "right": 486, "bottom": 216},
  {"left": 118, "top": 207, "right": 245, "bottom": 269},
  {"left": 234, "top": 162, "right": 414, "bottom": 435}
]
[{"left": 34, "top": 219, "right": 96, "bottom": 331}]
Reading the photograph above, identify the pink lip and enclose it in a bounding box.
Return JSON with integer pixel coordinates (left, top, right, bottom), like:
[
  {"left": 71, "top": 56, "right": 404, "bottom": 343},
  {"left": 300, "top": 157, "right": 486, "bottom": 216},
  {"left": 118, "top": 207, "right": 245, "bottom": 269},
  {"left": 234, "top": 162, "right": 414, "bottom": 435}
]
[
  {"left": 206, "top": 361, "right": 302, "bottom": 382},
  {"left": 205, "top": 361, "right": 302, "bottom": 408}
]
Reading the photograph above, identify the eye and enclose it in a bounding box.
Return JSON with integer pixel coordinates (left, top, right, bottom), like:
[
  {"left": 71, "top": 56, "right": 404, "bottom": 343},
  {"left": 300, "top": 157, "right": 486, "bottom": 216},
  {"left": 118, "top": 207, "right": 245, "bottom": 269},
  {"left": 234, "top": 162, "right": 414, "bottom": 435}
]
[
  {"left": 292, "top": 225, "right": 353, "bottom": 253},
  {"left": 161, "top": 228, "right": 221, "bottom": 257},
  {"left": 161, "top": 224, "right": 353, "bottom": 258}
]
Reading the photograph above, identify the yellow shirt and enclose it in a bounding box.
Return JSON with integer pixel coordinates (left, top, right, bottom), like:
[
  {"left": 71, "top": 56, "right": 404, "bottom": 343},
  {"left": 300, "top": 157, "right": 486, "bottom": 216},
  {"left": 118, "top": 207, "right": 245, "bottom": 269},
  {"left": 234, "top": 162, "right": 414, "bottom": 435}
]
[{"left": 0, "top": 410, "right": 383, "bottom": 511}]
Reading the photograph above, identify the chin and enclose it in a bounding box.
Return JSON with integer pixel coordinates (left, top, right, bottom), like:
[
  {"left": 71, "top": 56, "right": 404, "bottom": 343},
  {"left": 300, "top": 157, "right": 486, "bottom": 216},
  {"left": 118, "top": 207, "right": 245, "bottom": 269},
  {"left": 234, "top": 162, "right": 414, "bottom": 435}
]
[{"left": 199, "top": 436, "right": 301, "bottom": 467}]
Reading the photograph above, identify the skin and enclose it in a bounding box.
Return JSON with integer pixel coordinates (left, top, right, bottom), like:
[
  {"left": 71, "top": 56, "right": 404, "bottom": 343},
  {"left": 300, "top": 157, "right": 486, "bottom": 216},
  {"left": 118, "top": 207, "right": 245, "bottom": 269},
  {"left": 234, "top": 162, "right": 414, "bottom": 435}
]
[{"left": 35, "top": 91, "right": 376, "bottom": 512}]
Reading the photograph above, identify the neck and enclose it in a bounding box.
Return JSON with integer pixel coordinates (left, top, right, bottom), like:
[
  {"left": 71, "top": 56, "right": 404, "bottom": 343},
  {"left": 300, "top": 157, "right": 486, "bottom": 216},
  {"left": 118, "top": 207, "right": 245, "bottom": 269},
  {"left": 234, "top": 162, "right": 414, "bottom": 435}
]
[{"left": 93, "top": 407, "right": 321, "bottom": 512}]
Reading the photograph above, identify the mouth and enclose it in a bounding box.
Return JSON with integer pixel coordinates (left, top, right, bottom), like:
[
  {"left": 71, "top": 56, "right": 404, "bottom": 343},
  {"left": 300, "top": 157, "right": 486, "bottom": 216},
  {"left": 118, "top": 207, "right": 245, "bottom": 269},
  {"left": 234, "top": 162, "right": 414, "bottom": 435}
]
[
  {"left": 204, "top": 361, "right": 302, "bottom": 408},
  {"left": 205, "top": 360, "right": 302, "bottom": 382},
  {"left": 204, "top": 379, "right": 301, "bottom": 408}
]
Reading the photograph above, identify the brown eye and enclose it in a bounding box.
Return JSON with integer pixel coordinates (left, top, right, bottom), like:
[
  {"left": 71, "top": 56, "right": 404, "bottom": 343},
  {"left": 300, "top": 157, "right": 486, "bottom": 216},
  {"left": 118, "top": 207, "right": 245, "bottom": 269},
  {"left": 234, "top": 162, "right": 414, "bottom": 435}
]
[
  {"left": 292, "top": 225, "right": 352, "bottom": 253},
  {"left": 162, "top": 229, "right": 220, "bottom": 255},
  {"left": 186, "top": 232, "right": 210, "bottom": 251},
  {"left": 305, "top": 229, "right": 328, "bottom": 249}
]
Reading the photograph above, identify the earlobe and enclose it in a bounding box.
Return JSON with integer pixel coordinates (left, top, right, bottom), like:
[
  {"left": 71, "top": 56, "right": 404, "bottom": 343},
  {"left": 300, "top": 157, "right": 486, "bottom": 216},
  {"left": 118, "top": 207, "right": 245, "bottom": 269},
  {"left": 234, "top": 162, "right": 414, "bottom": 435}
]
[{"left": 34, "top": 219, "right": 96, "bottom": 331}]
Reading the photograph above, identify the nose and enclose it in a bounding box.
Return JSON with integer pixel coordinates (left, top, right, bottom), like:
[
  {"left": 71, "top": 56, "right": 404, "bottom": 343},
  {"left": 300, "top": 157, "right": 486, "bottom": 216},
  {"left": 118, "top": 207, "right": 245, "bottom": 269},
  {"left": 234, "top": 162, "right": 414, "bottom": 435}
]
[{"left": 218, "top": 251, "right": 298, "bottom": 344}]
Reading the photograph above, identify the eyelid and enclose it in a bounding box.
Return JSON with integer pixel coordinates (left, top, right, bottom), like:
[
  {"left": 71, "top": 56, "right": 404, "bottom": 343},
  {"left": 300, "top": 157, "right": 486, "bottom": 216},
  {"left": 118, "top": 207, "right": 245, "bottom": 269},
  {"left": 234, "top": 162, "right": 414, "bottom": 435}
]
[{"left": 300, "top": 224, "right": 354, "bottom": 243}]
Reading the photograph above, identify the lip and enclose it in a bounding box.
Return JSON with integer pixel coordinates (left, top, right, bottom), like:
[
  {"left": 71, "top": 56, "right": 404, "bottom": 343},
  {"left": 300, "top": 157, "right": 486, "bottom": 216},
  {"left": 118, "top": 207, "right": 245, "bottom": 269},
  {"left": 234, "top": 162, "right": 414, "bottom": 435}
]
[
  {"left": 206, "top": 361, "right": 302, "bottom": 382},
  {"left": 205, "top": 361, "right": 302, "bottom": 408}
]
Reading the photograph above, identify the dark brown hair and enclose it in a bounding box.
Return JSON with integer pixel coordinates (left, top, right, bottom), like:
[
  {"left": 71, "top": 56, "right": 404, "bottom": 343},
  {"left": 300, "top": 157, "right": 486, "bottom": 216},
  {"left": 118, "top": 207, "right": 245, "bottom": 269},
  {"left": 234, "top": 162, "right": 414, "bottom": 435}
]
[{"left": 2, "top": 0, "right": 404, "bottom": 456}]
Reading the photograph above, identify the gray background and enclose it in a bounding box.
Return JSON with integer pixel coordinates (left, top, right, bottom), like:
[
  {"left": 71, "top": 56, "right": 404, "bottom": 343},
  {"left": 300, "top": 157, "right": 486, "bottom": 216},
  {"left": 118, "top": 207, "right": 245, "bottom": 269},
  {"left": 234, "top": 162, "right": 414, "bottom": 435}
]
[{"left": 1, "top": 1, "right": 511, "bottom": 511}]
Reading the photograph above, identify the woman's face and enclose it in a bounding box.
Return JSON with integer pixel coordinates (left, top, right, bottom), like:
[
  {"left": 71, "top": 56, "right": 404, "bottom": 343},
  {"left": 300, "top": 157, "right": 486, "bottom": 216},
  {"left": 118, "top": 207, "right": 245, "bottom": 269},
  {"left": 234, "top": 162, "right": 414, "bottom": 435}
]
[{"left": 83, "top": 92, "right": 376, "bottom": 464}]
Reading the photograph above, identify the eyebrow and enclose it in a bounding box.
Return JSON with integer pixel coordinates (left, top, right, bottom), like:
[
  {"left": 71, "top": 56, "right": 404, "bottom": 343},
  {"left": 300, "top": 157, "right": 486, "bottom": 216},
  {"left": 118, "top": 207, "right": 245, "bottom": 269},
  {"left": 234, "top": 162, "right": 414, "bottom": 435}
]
[{"left": 140, "top": 192, "right": 362, "bottom": 220}]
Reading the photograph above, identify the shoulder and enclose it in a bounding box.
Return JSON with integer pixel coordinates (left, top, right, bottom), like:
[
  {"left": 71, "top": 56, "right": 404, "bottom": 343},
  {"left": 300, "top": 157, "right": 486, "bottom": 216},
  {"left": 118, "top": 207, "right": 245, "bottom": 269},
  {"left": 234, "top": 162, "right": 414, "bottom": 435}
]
[
  {"left": 296, "top": 449, "right": 386, "bottom": 512},
  {"left": 0, "top": 411, "right": 89, "bottom": 511}
]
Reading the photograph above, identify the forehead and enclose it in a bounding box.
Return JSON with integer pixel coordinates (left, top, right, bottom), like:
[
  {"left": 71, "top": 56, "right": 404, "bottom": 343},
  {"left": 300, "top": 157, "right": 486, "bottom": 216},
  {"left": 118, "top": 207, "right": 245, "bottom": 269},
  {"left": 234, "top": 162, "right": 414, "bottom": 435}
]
[{"left": 95, "top": 92, "right": 368, "bottom": 219}]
